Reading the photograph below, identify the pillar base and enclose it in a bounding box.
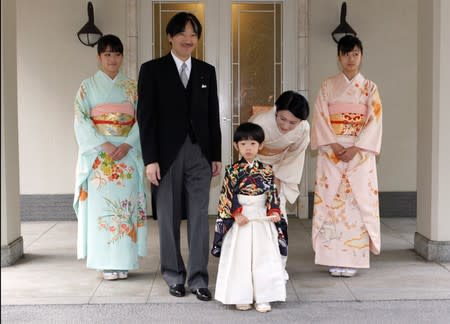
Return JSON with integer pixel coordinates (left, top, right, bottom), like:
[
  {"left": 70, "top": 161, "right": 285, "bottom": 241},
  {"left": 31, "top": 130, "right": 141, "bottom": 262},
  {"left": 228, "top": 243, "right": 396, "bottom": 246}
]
[
  {"left": 1, "top": 236, "right": 23, "bottom": 267},
  {"left": 414, "top": 232, "right": 450, "bottom": 262}
]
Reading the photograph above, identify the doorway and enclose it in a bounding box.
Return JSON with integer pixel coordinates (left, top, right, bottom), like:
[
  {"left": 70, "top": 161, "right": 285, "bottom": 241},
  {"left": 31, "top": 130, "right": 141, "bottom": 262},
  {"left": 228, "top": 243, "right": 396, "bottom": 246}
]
[{"left": 137, "top": 0, "right": 308, "bottom": 217}]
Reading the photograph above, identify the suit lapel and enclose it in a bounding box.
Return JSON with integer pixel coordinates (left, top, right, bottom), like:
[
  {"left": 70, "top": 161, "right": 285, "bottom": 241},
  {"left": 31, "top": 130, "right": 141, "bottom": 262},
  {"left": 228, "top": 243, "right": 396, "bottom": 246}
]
[{"left": 164, "top": 54, "right": 186, "bottom": 90}]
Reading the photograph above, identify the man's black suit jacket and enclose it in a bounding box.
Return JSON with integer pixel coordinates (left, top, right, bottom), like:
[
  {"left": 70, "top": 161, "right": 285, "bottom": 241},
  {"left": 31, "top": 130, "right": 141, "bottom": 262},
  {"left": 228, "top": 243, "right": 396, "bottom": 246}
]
[{"left": 137, "top": 54, "right": 222, "bottom": 178}]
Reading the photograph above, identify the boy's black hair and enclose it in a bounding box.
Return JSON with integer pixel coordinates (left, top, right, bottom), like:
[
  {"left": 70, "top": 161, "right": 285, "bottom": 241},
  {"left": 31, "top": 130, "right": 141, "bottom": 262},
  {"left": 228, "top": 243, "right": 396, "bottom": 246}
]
[
  {"left": 97, "top": 34, "right": 123, "bottom": 55},
  {"left": 166, "top": 12, "right": 202, "bottom": 38},
  {"left": 233, "top": 122, "right": 265, "bottom": 144},
  {"left": 337, "top": 35, "right": 363, "bottom": 55},
  {"left": 275, "top": 90, "right": 310, "bottom": 120}
]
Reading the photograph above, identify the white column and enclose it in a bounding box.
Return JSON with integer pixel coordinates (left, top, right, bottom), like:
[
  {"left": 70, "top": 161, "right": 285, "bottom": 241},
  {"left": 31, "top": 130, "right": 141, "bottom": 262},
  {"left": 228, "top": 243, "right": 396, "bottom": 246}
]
[
  {"left": 126, "top": 0, "right": 138, "bottom": 80},
  {"left": 297, "top": 0, "right": 309, "bottom": 219},
  {"left": 1, "top": 0, "right": 23, "bottom": 266},
  {"left": 415, "top": 0, "right": 450, "bottom": 261}
]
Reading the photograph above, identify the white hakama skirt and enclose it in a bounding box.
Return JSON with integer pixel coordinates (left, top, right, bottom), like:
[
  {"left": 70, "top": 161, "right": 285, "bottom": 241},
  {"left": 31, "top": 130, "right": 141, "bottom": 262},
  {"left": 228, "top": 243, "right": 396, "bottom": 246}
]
[{"left": 214, "top": 194, "right": 286, "bottom": 305}]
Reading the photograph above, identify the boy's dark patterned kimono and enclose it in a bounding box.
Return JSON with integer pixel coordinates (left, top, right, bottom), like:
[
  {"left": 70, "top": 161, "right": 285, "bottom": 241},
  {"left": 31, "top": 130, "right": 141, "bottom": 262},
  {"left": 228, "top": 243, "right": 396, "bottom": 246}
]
[{"left": 211, "top": 158, "right": 288, "bottom": 257}]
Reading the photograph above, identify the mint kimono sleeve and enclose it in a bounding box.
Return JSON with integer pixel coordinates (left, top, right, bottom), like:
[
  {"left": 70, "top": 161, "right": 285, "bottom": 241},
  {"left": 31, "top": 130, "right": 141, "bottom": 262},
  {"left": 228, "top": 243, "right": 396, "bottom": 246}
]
[
  {"left": 123, "top": 122, "right": 140, "bottom": 149},
  {"left": 74, "top": 82, "right": 107, "bottom": 154},
  {"left": 73, "top": 82, "right": 107, "bottom": 218}
]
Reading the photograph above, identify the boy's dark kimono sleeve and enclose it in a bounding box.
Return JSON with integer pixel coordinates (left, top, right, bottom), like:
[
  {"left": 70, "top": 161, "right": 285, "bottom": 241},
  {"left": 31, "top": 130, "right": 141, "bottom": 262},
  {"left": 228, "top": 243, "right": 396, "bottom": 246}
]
[{"left": 211, "top": 167, "right": 241, "bottom": 257}]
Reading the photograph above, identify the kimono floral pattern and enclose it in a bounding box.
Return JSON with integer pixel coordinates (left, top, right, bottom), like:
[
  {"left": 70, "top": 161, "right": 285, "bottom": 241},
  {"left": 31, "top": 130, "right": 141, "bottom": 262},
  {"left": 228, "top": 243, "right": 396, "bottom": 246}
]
[
  {"left": 98, "top": 195, "right": 146, "bottom": 244},
  {"left": 74, "top": 70, "right": 147, "bottom": 268},
  {"left": 311, "top": 73, "right": 382, "bottom": 268},
  {"left": 116, "top": 79, "right": 137, "bottom": 105},
  {"left": 74, "top": 84, "right": 90, "bottom": 122},
  {"left": 212, "top": 159, "right": 287, "bottom": 257},
  {"left": 90, "top": 152, "right": 134, "bottom": 189}
]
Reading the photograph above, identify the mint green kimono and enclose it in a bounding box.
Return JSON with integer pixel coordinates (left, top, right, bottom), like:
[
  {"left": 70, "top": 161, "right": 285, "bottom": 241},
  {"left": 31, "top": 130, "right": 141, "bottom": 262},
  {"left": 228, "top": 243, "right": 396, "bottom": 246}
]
[{"left": 73, "top": 71, "right": 147, "bottom": 270}]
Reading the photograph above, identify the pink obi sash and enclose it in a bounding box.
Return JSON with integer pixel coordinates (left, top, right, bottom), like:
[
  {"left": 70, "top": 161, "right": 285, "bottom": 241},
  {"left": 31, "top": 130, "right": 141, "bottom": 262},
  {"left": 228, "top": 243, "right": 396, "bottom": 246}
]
[
  {"left": 91, "top": 103, "right": 135, "bottom": 136},
  {"left": 328, "top": 103, "right": 367, "bottom": 136}
]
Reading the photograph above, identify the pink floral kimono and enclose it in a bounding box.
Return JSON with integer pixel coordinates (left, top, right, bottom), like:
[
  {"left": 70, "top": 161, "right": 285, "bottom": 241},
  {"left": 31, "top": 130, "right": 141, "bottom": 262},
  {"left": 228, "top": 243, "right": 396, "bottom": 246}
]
[{"left": 311, "top": 72, "right": 382, "bottom": 268}]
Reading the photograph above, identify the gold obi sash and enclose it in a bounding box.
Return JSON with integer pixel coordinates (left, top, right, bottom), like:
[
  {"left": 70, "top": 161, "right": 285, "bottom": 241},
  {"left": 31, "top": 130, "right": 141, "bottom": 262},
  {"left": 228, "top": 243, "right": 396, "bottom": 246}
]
[
  {"left": 328, "top": 103, "right": 367, "bottom": 136},
  {"left": 259, "top": 146, "right": 286, "bottom": 156},
  {"left": 90, "top": 103, "right": 135, "bottom": 136}
]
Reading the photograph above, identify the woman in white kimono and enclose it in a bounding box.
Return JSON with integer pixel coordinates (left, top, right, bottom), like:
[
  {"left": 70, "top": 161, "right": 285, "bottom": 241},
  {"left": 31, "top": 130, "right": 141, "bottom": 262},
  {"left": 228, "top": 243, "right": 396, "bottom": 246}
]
[
  {"left": 311, "top": 35, "right": 382, "bottom": 277},
  {"left": 249, "top": 91, "right": 310, "bottom": 279},
  {"left": 73, "top": 35, "right": 147, "bottom": 280}
]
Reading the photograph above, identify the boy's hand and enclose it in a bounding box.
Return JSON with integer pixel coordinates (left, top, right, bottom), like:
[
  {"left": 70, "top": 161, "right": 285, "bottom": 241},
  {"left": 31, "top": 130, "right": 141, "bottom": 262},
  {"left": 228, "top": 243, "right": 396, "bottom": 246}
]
[
  {"left": 268, "top": 213, "right": 281, "bottom": 223},
  {"left": 235, "top": 214, "right": 249, "bottom": 226},
  {"left": 274, "top": 177, "right": 281, "bottom": 190}
]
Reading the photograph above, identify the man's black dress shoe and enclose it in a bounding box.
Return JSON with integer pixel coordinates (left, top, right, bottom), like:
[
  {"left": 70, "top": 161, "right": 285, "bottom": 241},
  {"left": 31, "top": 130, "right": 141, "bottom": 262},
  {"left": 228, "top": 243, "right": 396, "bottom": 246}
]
[
  {"left": 191, "top": 288, "right": 212, "bottom": 301},
  {"left": 169, "top": 284, "right": 185, "bottom": 297}
]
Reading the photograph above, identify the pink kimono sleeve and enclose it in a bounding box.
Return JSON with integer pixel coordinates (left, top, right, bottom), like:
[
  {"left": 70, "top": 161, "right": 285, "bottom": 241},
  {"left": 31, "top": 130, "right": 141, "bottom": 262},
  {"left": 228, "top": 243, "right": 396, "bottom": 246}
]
[
  {"left": 310, "top": 80, "right": 338, "bottom": 150},
  {"left": 355, "top": 82, "right": 383, "bottom": 154}
]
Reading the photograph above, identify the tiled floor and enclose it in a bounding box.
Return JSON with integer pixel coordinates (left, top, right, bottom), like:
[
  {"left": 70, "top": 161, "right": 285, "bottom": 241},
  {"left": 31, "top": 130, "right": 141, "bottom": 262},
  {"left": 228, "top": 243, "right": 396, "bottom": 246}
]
[{"left": 2, "top": 217, "right": 450, "bottom": 305}]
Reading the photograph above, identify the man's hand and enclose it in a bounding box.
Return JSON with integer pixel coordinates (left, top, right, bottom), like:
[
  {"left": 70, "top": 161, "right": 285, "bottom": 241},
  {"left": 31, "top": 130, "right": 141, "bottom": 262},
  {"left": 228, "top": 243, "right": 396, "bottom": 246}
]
[
  {"left": 146, "top": 163, "right": 161, "bottom": 186},
  {"left": 110, "top": 143, "right": 131, "bottom": 161},
  {"left": 235, "top": 214, "right": 249, "bottom": 226},
  {"left": 211, "top": 161, "right": 222, "bottom": 177}
]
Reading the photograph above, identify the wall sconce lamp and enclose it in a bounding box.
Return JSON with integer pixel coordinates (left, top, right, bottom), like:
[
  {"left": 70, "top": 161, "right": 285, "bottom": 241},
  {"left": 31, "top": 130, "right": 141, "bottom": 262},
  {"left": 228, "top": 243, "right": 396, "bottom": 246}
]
[
  {"left": 77, "top": 2, "right": 103, "bottom": 47},
  {"left": 331, "top": 2, "right": 357, "bottom": 43}
]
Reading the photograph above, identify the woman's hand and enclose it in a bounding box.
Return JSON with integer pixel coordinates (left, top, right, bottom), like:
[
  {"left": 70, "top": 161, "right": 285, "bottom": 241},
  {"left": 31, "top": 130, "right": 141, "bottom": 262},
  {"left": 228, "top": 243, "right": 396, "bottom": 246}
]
[
  {"left": 235, "top": 214, "right": 249, "bottom": 226},
  {"left": 338, "top": 146, "right": 360, "bottom": 162},
  {"left": 101, "top": 142, "right": 117, "bottom": 156},
  {"left": 110, "top": 143, "right": 131, "bottom": 161},
  {"left": 330, "top": 143, "right": 345, "bottom": 157}
]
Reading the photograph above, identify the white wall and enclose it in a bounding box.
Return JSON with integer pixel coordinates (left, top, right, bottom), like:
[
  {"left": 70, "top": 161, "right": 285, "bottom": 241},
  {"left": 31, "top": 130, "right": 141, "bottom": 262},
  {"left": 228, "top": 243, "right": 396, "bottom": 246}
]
[
  {"left": 17, "top": 0, "right": 127, "bottom": 194},
  {"left": 17, "top": 0, "right": 418, "bottom": 195},
  {"left": 308, "top": 0, "right": 418, "bottom": 191}
]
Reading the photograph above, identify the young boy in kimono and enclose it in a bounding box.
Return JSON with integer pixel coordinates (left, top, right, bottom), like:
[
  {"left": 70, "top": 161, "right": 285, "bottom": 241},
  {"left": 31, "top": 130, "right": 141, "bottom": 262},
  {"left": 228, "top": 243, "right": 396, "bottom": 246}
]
[
  {"left": 212, "top": 122, "right": 286, "bottom": 313},
  {"left": 311, "top": 35, "right": 382, "bottom": 277}
]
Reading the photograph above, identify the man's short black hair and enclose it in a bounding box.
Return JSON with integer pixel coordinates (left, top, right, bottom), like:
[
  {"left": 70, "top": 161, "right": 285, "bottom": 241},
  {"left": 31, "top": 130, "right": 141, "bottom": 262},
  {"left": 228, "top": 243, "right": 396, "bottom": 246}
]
[
  {"left": 275, "top": 90, "right": 310, "bottom": 120},
  {"left": 166, "top": 12, "right": 202, "bottom": 38},
  {"left": 233, "top": 122, "right": 265, "bottom": 144},
  {"left": 97, "top": 34, "right": 123, "bottom": 55},
  {"left": 337, "top": 35, "right": 363, "bottom": 55}
]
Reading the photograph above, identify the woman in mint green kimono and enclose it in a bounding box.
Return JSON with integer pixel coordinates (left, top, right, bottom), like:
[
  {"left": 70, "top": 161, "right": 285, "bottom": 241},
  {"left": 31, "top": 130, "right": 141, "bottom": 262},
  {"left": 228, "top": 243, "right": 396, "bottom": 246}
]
[{"left": 73, "top": 35, "right": 147, "bottom": 280}]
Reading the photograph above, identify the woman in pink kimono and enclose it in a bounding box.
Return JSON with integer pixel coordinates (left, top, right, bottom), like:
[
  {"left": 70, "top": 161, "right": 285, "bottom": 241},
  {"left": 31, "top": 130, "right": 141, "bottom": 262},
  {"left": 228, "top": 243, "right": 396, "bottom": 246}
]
[{"left": 311, "top": 35, "right": 382, "bottom": 277}]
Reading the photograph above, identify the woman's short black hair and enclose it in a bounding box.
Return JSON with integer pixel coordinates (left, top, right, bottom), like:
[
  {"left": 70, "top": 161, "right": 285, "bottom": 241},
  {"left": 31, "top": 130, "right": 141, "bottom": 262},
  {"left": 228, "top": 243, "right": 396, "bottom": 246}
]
[
  {"left": 166, "top": 12, "right": 202, "bottom": 38},
  {"left": 97, "top": 34, "right": 123, "bottom": 55},
  {"left": 233, "top": 122, "right": 265, "bottom": 144},
  {"left": 275, "top": 91, "right": 310, "bottom": 120},
  {"left": 337, "top": 35, "right": 363, "bottom": 55}
]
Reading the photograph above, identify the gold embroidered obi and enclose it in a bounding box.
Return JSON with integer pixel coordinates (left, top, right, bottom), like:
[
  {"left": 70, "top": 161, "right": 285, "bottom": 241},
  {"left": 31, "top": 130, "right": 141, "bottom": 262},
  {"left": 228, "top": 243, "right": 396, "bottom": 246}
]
[
  {"left": 328, "top": 103, "right": 367, "bottom": 136},
  {"left": 90, "top": 103, "right": 135, "bottom": 136},
  {"left": 258, "top": 146, "right": 286, "bottom": 156}
]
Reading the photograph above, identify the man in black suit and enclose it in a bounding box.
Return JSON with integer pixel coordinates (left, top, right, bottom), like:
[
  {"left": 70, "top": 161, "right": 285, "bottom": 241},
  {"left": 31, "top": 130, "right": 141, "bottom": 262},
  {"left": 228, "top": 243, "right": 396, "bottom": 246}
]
[{"left": 137, "top": 12, "right": 221, "bottom": 301}]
